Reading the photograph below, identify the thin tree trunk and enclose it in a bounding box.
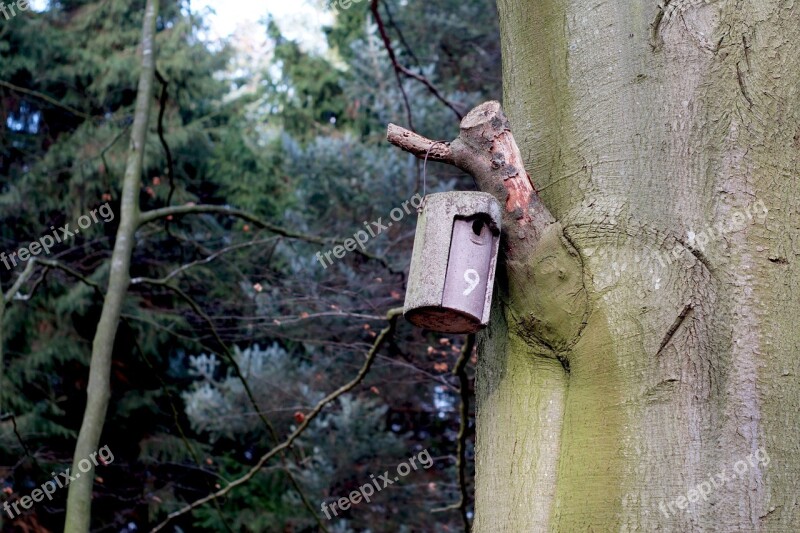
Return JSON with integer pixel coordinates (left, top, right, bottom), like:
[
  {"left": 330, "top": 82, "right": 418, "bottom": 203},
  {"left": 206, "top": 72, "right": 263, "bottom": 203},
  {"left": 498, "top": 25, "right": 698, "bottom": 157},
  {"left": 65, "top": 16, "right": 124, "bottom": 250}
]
[
  {"left": 64, "top": 1, "right": 158, "bottom": 530},
  {"left": 471, "top": 0, "right": 800, "bottom": 530}
]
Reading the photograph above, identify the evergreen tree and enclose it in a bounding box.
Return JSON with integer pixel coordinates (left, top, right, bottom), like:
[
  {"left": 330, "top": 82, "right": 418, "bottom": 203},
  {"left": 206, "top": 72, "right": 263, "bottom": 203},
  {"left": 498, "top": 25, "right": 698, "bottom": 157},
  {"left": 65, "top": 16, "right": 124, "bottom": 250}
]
[{"left": 0, "top": 0, "right": 500, "bottom": 530}]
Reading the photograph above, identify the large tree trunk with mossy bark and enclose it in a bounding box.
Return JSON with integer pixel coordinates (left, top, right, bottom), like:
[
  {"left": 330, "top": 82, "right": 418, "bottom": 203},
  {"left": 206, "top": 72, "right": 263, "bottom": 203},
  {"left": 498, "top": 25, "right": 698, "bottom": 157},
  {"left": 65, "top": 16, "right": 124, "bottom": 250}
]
[
  {"left": 468, "top": 0, "right": 800, "bottom": 530},
  {"left": 390, "top": 0, "right": 798, "bottom": 530}
]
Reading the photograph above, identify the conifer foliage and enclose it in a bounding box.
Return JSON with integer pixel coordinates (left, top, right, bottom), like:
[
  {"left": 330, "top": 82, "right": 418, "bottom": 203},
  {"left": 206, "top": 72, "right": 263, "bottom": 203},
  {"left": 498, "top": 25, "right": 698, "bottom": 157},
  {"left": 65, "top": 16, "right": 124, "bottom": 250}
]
[{"left": 0, "top": 0, "right": 499, "bottom": 530}]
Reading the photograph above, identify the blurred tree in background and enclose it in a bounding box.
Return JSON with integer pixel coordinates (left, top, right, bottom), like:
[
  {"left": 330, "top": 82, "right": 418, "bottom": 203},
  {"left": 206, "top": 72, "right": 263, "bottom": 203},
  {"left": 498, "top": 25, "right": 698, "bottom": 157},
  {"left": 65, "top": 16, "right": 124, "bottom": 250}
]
[{"left": 0, "top": 0, "right": 499, "bottom": 530}]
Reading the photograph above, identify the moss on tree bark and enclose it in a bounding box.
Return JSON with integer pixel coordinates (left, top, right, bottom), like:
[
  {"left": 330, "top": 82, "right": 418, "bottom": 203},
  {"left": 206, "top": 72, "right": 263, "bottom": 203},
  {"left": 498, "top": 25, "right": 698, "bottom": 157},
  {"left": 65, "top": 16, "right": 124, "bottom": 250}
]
[{"left": 469, "top": 0, "right": 800, "bottom": 530}]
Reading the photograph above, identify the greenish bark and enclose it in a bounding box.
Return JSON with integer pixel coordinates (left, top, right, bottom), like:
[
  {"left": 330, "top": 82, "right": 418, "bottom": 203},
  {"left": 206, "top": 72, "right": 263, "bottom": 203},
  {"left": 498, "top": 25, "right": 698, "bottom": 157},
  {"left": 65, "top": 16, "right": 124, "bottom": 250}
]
[
  {"left": 474, "top": 0, "right": 800, "bottom": 530},
  {"left": 63, "top": 1, "right": 159, "bottom": 531}
]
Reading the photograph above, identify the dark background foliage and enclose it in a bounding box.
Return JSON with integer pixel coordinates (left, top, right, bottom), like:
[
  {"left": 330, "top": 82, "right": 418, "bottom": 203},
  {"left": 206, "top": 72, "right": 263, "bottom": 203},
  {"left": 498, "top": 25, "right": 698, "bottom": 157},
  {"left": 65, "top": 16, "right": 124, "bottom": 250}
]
[{"left": 0, "top": 0, "right": 500, "bottom": 530}]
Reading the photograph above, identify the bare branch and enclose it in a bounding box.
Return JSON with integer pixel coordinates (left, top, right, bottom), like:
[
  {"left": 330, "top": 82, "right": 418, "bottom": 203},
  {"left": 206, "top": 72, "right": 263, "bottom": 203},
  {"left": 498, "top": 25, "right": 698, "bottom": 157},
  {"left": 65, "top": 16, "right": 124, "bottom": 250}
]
[
  {"left": 130, "top": 237, "right": 279, "bottom": 286},
  {"left": 121, "top": 317, "right": 235, "bottom": 532},
  {"left": 138, "top": 281, "right": 328, "bottom": 530},
  {"left": 370, "top": 0, "right": 415, "bottom": 130},
  {"left": 149, "top": 308, "right": 403, "bottom": 532},
  {"left": 387, "top": 101, "right": 556, "bottom": 260},
  {"left": 138, "top": 203, "right": 395, "bottom": 271},
  {"left": 36, "top": 258, "right": 104, "bottom": 294},
  {"left": 431, "top": 334, "right": 473, "bottom": 530},
  {"left": 2, "top": 259, "right": 38, "bottom": 304},
  {"left": 387, "top": 124, "right": 454, "bottom": 164},
  {"left": 453, "top": 334, "right": 474, "bottom": 531},
  {"left": 0, "top": 80, "right": 92, "bottom": 121},
  {"left": 370, "top": 0, "right": 464, "bottom": 121},
  {"left": 154, "top": 69, "right": 177, "bottom": 207},
  {"left": 1, "top": 260, "right": 39, "bottom": 418}
]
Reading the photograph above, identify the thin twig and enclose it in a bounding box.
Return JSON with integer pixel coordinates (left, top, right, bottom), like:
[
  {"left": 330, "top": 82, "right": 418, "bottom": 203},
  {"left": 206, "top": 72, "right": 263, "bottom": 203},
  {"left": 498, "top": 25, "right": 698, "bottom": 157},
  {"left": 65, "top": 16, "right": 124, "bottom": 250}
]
[
  {"left": 15, "top": 260, "right": 235, "bottom": 532},
  {"left": 138, "top": 203, "right": 396, "bottom": 272},
  {"left": 370, "top": 0, "right": 415, "bottom": 130},
  {"left": 41, "top": 255, "right": 319, "bottom": 530},
  {"left": 0, "top": 264, "right": 48, "bottom": 475},
  {"left": 35, "top": 259, "right": 276, "bottom": 530},
  {"left": 0, "top": 413, "right": 39, "bottom": 469},
  {"left": 99, "top": 123, "right": 131, "bottom": 191},
  {"left": 154, "top": 69, "right": 177, "bottom": 207},
  {"left": 141, "top": 282, "right": 329, "bottom": 531},
  {"left": 130, "top": 237, "right": 279, "bottom": 286},
  {"left": 149, "top": 308, "right": 403, "bottom": 532},
  {"left": 382, "top": 0, "right": 420, "bottom": 67},
  {"left": 432, "top": 334, "right": 473, "bottom": 531},
  {"left": 453, "top": 334, "right": 474, "bottom": 531},
  {"left": 1, "top": 260, "right": 39, "bottom": 424},
  {"left": 2, "top": 259, "right": 38, "bottom": 304},
  {"left": 35, "top": 258, "right": 104, "bottom": 294},
  {"left": 122, "top": 317, "right": 235, "bottom": 533},
  {"left": 0, "top": 80, "right": 93, "bottom": 121},
  {"left": 370, "top": 0, "right": 463, "bottom": 122}
]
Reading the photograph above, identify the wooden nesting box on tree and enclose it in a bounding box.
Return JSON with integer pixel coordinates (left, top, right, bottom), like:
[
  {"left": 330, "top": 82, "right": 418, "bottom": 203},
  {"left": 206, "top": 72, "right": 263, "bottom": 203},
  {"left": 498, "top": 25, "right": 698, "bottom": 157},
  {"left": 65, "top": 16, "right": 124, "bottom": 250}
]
[{"left": 404, "top": 191, "right": 502, "bottom": 333}]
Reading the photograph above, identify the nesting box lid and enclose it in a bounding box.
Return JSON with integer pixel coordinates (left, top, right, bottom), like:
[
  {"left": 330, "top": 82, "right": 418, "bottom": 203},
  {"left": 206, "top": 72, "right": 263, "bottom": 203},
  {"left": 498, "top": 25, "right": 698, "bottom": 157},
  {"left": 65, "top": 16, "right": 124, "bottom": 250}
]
[{"left": 404, "top": 191, "right": 502, "bottom": 333}]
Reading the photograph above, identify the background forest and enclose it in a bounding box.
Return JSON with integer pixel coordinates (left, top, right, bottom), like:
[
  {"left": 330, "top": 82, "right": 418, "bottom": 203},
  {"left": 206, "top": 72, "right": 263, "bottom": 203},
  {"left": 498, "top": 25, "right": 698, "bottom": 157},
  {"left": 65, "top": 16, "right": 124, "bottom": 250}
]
[{"left": 0, "top": 0, "right": 500, "bottom": 530}]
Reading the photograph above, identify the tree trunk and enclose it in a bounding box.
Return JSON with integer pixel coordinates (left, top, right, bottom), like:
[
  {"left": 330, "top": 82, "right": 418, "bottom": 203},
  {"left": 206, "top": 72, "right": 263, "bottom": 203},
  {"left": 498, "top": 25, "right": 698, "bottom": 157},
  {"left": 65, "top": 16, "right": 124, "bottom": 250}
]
[
  {"left": 64, "top": 1, "right": 158, "bottom": 530},
  {"left": 473, "top": 0, "right": 800, "bottom": 530}
]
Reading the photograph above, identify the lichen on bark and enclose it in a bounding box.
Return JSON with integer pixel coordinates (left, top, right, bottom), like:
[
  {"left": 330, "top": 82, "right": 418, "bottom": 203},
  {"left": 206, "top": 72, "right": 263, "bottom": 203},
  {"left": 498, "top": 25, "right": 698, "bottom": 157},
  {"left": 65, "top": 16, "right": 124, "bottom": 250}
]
[{"left": 480, "top": 0, "right": 800, "bottom": 530}]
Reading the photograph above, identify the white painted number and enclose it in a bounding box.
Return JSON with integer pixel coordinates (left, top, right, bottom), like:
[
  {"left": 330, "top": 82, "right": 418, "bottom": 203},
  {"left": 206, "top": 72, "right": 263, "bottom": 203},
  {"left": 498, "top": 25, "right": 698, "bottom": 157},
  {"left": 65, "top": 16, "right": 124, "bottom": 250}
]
[{"left": 463, "top": 269, "right": 480, "bottom": 296}]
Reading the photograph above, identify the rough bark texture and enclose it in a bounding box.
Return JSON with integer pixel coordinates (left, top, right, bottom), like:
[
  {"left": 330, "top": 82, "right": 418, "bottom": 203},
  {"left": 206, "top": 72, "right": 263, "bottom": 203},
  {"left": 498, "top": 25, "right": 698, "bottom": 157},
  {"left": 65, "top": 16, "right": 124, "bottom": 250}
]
[
  {"left": 63, "top": 1, "right": 158, "bottom": 530},
  {"left": 472, "top": 0, "right": 800, "bottom": 531}
]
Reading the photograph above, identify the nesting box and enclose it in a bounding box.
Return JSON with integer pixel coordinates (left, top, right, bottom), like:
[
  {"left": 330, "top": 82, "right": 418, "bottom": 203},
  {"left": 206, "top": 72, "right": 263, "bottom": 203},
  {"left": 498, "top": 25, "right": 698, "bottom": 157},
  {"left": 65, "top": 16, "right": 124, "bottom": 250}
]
[{"left": 404, "top": 192, "right": 502, "bottom": 333}]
